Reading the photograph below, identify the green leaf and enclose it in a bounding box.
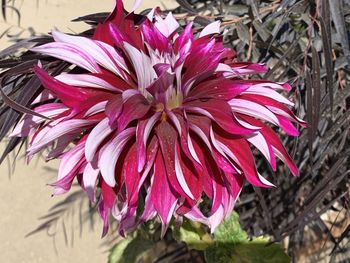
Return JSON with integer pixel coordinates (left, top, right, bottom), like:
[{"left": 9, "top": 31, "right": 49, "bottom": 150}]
[
  {"left": 231, "top": 237, "right": 290, "bottom": 263},
  {"left": 205, "top": 239, "right": 290, "bottom": 263},
  {"left": 213, "top": 212, "right": 248, "bottom": 244},
  {"left": 172, "top": 220, "right": 213, "bottom": 250},
  {"left": 204, "top": 213, "right": 290, "bottom": 263},
  {"left": 108, "top": 234, "right": 154, "bottom": 263},
  {"left": 108, "top": 239, "right": 132, "bottom": 263}
]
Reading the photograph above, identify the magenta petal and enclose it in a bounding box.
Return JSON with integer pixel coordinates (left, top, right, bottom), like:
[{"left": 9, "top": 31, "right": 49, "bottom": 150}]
[
  {"left": 185, "top": 99, "right": 256, "bottom": 135},
  {"left": 136, "top": 113, "right": 161, "bottom": 172},
  {"left": 277, "top": 116, "right": 300, "bottom": 136},
  {"left": 224, "top": 172, "right": 244, "bottom": 201},
  {"left": 117, "top": 94, "right": 151, "bottom": 131},
  {"left": 34, "top": 66, "right": 91, "bottom": 108},
  {"left": 262, "top": 125, "right": 299, "bottom": 176},
  {"left": 174, "top": 143, "right": 195, "bottom": 200},
  {"left": 155, "top": 121, "right": 188, "bottom": 198},
  {"left": 150, "top": 151, "right": 178, "bottom": 237},
  {"left": 174, "top": 22, "right": 193, "bottom": 54},
  {"left": 122, "top": 144, "right": 140, "bottom": 208},
  {"left": 98, "top": 202, "right": 110, "bottom": 237},
  {"left": 105, "top": 94, "right": 123, "bottom": 127},
  {"left": 243, "top": 85, "right": 294, "bottom": 106},
  {"left": 138, "top": 137, "right": 159, "bottom": 190},
  {"left": 141, "top": 20, "right": 170, "bottom": 52},
  {"left": 188, "top": 78, "right": 251, "bottom": 101},
  {"left": 215, "top": 132, "right": 272, "bottom": 188}
]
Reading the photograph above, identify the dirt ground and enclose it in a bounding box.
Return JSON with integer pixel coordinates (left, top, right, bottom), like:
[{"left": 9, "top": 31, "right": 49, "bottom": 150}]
[{"left": 0, "top": 1, "right": 177, "bottom": 262}]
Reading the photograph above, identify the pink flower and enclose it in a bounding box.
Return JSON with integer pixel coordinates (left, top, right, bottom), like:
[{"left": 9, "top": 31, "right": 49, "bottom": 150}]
[{"left": 11, "top": 0, "right": 306, "bottom": 236}]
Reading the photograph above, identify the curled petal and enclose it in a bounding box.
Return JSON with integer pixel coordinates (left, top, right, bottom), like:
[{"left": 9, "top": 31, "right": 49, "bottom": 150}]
[{"left": 99, "top": 127, "right": 136, "bottom": 187}]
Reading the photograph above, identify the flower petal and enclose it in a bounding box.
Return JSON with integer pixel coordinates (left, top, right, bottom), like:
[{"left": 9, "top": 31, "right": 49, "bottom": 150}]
[{"left": 99, "top": 127, "right": 136, "bottom": 187}]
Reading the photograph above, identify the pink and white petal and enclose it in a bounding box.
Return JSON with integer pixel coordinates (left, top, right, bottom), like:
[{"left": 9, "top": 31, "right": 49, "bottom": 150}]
[
  {"left": 199, "top": 21, "right": 221, "bottom": 38},
  {"left": 257, "top": 173, "right": 275, "bottom": 187},
  {"left": 154, "top": 12, "right": 179, "bottom": 37},
  {"left": 84, "top": 101, "right": 108, "bottom": 117},
  {"left": 83, "top": 162, "right": 100, "bottom": 203},
  {"left": 221, "top": 187, "right": 235, "bottom": 218},
  {"left": 210, "top": 127, "right": 241, "bottom": 173},
  {"left": 31, "top": 90, "right": 54, "bottom": 105},
  {"left": 184, "top": 206, "right": 209, "bottom": 226},
  {"left": 123, "top": 42, "right": 156, "bottom": 91},
  {"left": 51, "top": 153, "right": 86, "bottom": 195},
  {"left": 243, "top": 86, "right": 294, "bottom": 106},
  {"left": 231, "top": 62, "right": 268, "bottom": 74},
  {"left": 251, "top": 82, "right": 290, "bottom": 91},
  {"left": 146, "top": 8, "right": 156, "bottom": 20},
  {"left": 138, "top": 138, "right": 159, "bottom": 190},
  {"left": 268, "top": 105, "right": 306, "bottom": 125},
  {"left": 246, "top": 131, "right": 276, "bottom": 170},
  {"left": 229, "top": 98, "right": 280, "bottom": 126},
  {"left": 46, "top": 134, "right": 76, "bottom": 160},
  {"left": 99, "top": 127, "right": 136, "bottom": 187},
  {"left": 57, "top": 140, "right": 85, "bottom": 181},
  {"left": 31, "top": 42, "right": 100, "bottom": 73},
  {"left": 52, "top": 31, "right": 128, "bottom": 77},
  {"left": 55, "top": 73, "right": 120, "bottom": 92},
  {"left": 10, "top": 103, "right": 67, "bottom": 137},
  {"left": 209, "top": 204, "right": 225, "bottom": 233},
  {"left": 174, "top": 144, "right": 195, "bottom": 200},
  {"left": 85, "top": 118, "right": 113, "bottom": 162},
  {"left": 139, "top": 184, "right": 157, "bottom": 223},
  {"left": 164, "top": 12, "right": 180, "bottom": 36},
  {"left": 28, "top": 119, "right": 97, "bottom": 155},
  {"left": 129, "top": 0, "right": 143, "bottom": 12},
  {"left": 187, "top": 134, "right": 201, "bottom": 165}
]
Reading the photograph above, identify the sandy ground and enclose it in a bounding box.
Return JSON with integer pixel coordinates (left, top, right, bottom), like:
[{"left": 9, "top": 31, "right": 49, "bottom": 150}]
[{"left": 0, "top": 1, "right": 177, "bottom": 262}]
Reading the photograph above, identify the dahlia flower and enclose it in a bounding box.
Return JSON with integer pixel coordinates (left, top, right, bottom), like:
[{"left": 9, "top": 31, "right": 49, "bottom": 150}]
[{"left": 11, "top": 0, "right": 306, "bottom": 236}]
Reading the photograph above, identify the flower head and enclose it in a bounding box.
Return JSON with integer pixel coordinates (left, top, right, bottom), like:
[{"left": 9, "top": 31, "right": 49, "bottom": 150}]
[{"left": 11, "top": 0, "right": 306, "bottom": 236}]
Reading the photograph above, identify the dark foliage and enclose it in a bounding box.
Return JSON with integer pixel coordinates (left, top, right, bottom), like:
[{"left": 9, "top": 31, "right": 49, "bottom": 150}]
[
  {"left": 168, "top": 0, "right": 350, "bottom": 262},
  {"left": 1, "top": 0, "right": 350, "bottom": 262}
]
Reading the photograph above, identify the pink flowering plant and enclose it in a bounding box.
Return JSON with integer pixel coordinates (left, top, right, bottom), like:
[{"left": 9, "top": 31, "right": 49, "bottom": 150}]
[{"left": 7, "top": 0, "right": 305, "bottom": 253}]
